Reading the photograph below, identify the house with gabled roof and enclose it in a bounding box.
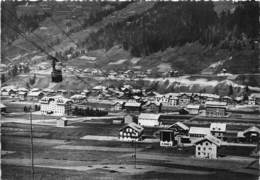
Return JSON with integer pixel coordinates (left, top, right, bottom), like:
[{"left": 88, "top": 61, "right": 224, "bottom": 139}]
[
  {"left": 143, "top": 101, "right": 161, "bottom": 113},
  {"left": 194, "top": 135, "right": 222, "bottom": 159},
  {"left": 178, "top": 93, "right": 191, "bottom": 107},
  {"left": 124, "top": 101, "right": 142, "bottom": 113},
  {"left": 111, "top": 101, "right": 125, "bottom": 112},
  {"left": 185, "top": 104, "right": 200, "bottom": 115},
  {"left": 168, "top": 122, "right": 189, "bottom": 135},
  {"left": 205, "top": 101, "right": 227, "bottom": 117},
  {"left": 210, "top": 123, "right": 227, "bottom": 140},
  {"left": 119, "top": 122, "right": 144, "bottom": 141},
  {"left": 189, "top": 127, "right": 211, "bottom": 140},
  {"left": 138, "top": 113, "right": 161, "bottom": 127},
  {"left": 27, "top": 91, "right": 44, "bottom": 101},
  {"left": 237, "top": 126, "right": 260, "bottom": 143}
]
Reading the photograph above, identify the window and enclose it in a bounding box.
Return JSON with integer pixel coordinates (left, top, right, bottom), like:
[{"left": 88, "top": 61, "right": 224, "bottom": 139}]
[
  {"left": 197, "top": 147, "right": 201, "bottom": 150},
  {"left": 203, "top": 147, "right": 206, "bottom": 151},
  {"left": 198, "top": 152, "right": 200, "bottom": 155},
  {"left": 205, "top": 142, "right": 208, "bottom": 146}
]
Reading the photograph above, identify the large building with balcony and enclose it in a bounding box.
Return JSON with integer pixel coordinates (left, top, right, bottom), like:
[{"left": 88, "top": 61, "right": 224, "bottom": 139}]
[
  {"left": 205, "top": 101, "right": 227, "bottom": 117},
  {"left": 40, "top": 95, "right": 72, "bottom": 116}
]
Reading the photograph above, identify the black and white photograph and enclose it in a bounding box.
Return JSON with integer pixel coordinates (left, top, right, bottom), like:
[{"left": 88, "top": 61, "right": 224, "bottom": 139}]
[{"left": 0, "top": 0, "right": 259, "bottom": 179}]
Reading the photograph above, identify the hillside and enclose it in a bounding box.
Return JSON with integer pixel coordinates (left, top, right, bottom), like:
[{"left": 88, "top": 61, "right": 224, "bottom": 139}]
[{"left": 1, "top": 1, "right": 259, "bottom": 76}]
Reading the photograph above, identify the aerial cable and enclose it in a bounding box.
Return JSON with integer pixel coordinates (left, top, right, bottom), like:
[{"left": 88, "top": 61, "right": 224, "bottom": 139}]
[
  {"left": 5, "top": 8, "right": 57, "bottom": 53},
  {"left": 38, "top": 5, "right": 80, "bottom": 48},
  {"left": 3, "top": 21, "right": 58, "bottom": 61}
]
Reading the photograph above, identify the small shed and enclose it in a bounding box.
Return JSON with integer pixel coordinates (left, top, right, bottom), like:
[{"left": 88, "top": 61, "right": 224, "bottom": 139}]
[{"left": 56, "top": 117, "right": 68, "bottom": 127}]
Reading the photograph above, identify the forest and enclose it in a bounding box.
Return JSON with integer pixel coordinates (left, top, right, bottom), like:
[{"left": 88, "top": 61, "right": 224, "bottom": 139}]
[{"left": 83, "top": 1, "right": 258, "bottom": 57}]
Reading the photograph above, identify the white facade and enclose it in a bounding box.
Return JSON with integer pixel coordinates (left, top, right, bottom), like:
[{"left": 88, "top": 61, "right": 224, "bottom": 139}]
[
  {"left": 189, "top": 127, "right": 211, "bottom": 141},
  {"left": 40, "top": 96, "right": 72, "bottom": 116},
  {"left": 195, "top": 135, "right": 222, "bottom": 159},
  {"left": 119, "top": 123, "right": 143, "bottom": 141},
  {"left": 195, "top": 140, "right": 217, "bottom": 159},
  {"left": 138, "top": 113, "right": 161, "bottom": 127},
  {"left": 186, "top": 104, "right": 200, "bottom": 115},
  {"left": 210, "top": 123, "right": 226, "bottom": 140},
  {"left": 155, "top": 95, "right": 178, "bottom": 106}
]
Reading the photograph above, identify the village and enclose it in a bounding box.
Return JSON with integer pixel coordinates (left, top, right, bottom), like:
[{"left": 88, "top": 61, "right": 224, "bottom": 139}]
[
  {"left": 1, "top": 76, "right": 260, "bottom": 158},
  {"left": 1, "top": 1, "right": 260, "bottom": 179},
  {"left": 1, "top": 35, "right": 260, "bottom": 179}
]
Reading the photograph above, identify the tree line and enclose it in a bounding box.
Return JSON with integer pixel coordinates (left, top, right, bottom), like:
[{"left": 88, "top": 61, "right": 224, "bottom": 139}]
[{"left": 72, "top": 106, "right": 108, "bottom": 116}]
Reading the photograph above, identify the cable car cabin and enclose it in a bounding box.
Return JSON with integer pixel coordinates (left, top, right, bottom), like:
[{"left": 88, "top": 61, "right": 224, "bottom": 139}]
[
  {"left": 51, "top": 58, "right": 63, "bottom": 83},
  {"left": 160, "top": 130, "right": 175, "bottom": 147}
]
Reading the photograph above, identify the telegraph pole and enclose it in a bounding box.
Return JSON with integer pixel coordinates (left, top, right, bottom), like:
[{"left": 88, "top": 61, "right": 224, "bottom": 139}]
[
  {"left": 29, "top": 106, "right": 34, "bottom": 180},
  {"left": 135, "top": 140, "right": 137, "bottom": 169}
]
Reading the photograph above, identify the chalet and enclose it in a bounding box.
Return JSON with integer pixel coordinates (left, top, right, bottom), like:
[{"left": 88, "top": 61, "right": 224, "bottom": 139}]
[
  {"left": 168, "top": 122, "right": 189, "bottom": 135},
  {"left": 249, "top": 93, "right": 260, "bottom": 105},
  {"left": 40, "top": 96, "right": 72, "bottom": 116},
  {"left": 191, "top": 94, "right": 201, "bottom": 104},
  {"left": 57, "top": 89, "right": 67, "bottom": 95},
  {"left": 166, "top": 96, "right": 179, "bottom": 106},
  {"left": 111, "top": 101, "right": 124, "bottom": 111},
  {"left": 168, "top": 122, "right": 190, "bottom": 145},
  {"left": 160, "top": 129, "right": 175, "bottom": 147},
  {"left": 155, "top": 94, "right": 178, "bottom": 106},
  {"left": 143, "top": 102, "right": 161, "bottom": 113},
  {"left": 200, "top": 93, "right": 220, "bottom": 102},
  {"left": 17, "top": 87, "right": 29, "bottom": 92},
  {"left": 124, "top": 102, "right": 142, "bottom": 113},
  {"left": 237, "top": 126, "right": 260, "bottom": 143},
  {"left": 185, "top": 104, "right": 200, "bottom": 115},
  {"left": 178, "top": 93, "right": 191, "bottom": 106},
  {"left": 27, "top": 91, "right": 44, "bottom": 101},
  {"left": 234, "top": 96, "right": 243, "bottom": 104},
  {"left": 221, "top": 96, "right": 233, "bottom": 104},
  {"left": 194, "top": 135, "right": 222, "bottom": 159},
  {"left": 205, "top": 101, "right": 227, "bottom": 117},
  {"left": 18, "top": 91, "right": 27, "bottom": 101},
  {"left": 210, "top": 123, "right": 227, "bottom": 140},
  {"left": 189, "top": 127, "right": 211, "bottom": 140},
  {"left": 1, "top": 86, "right": 17, "bottom": 97},
  {"left": 248, "top": 96, "right": 256, "bottom": 105},
  {"left": 119, "top": 123, "right": 144, "bottom": 141},
  {"left": 138, "top": 113, "right": 161, "bottom": 127},
  {"left": 70, "top": 94, "right": 86, "bottom": 104}
]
